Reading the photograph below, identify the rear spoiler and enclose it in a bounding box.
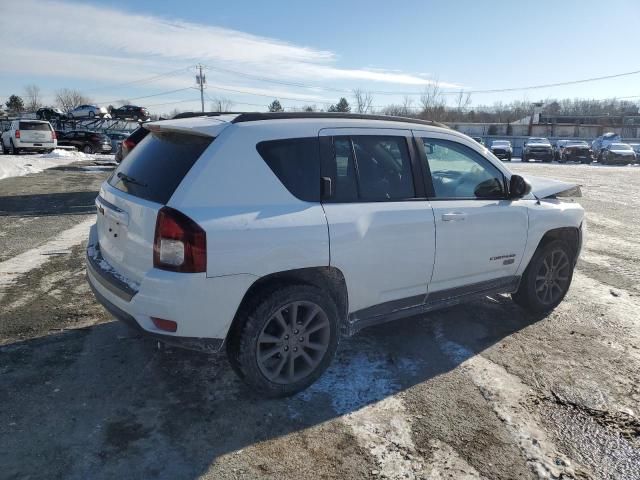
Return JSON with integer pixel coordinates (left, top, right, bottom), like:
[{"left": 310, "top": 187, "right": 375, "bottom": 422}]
[{"left": 144, "top": 117, "right": 232, "bottom": 138}]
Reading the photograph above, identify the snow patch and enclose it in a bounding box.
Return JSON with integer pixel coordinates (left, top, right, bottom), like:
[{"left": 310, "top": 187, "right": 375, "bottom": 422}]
[
  {"left": 433, "top": 320, "right": 584, "bottom": 479},
  {"left": 0, "top": 218, "right": 95, "bottom": 298},
  {"left": 291, "top": 341, "right": 427, "bottom": 479},
  {"left": 0, "top": 150, "right": 87, "bottom": 180}
]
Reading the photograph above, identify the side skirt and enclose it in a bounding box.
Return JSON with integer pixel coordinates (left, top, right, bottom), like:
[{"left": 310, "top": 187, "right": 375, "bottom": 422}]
[{"left": 344, "top": 276, "right": 521, "bottom": 336}]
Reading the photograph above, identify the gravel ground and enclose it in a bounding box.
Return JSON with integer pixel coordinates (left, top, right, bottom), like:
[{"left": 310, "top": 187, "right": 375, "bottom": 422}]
[{"left": 0, "top": 158, "right": 638, "bottom": 480}]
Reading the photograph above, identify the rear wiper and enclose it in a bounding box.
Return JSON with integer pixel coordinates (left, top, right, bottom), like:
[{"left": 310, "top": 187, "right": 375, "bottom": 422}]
[{"left": 117, "top": 172, "right": 147, "bottom": 187}]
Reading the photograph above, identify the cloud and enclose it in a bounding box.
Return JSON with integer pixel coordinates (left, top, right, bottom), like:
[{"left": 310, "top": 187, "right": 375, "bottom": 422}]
[{"left": 0, "top": 0, "right": 460, "bottom": 90}]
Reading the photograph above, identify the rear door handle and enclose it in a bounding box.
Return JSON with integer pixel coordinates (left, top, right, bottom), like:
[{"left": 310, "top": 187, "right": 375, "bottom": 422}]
[{"left": 442, "top": 212, "right": 467, "bottom": 222}]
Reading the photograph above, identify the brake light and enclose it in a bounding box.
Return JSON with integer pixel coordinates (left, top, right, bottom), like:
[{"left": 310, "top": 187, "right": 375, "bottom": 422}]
[
  {"left": 52, "top": 130, "right": 57, "bottom": 140},
  {"left": 15, "top": 130, "right": 20, "bottom": 139},
  {"left": 153, "top": 207, "right": 206, "bottom": 273},
  {"left": 123, "top": 139, "right": 136, "bottom": 150}
]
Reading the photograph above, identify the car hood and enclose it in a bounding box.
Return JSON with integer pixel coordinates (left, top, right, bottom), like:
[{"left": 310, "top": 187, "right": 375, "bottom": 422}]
[
  {"left": 610, "top": 149, "right": 634, "bottom": 155},
  {"left": 491, "top": 145, "right": 511, "bottom": 149},
  {"left": 526, "top": 143, "right": 552, "bottom": 148},
  {"left": 522, "top": 175, "right": 581, "bottom": 199}
]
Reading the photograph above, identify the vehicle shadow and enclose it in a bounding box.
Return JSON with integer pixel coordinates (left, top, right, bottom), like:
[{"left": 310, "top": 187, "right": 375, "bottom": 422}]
[
  {"left": 0, "top": 295, "right": 548, "bottom": 479},
  {"left": 0, "top": 191, "right": 98, "bottom": 217}
]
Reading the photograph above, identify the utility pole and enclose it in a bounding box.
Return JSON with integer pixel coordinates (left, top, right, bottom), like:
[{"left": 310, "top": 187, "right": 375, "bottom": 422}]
[{"left": 196, "top": 64, "right": 206, "bottom": 113}]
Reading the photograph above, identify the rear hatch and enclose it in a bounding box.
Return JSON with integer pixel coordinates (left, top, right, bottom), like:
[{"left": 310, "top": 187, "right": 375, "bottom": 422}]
[
  {"left": 97, "top": 127, "right": 216, "bottom": 284},
  {"left": 19, "top": 121, "right": 54, "bottom": 143}
]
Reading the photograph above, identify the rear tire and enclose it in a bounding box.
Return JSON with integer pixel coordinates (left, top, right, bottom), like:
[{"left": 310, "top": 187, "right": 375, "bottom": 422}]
[
  {"left": 513, "top": 239, "right": 574, "bottom": 313},
  {"left": 227, "top": 284, "right": 339, "bottom": 397},
  {"left": 83, "top": 144, "right": 93, "bottom": 154},
  {"left": 9, "top": 140, "right": 20, "bottom": 155}
]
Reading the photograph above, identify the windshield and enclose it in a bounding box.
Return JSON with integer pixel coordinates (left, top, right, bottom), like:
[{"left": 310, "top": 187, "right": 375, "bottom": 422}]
[
  {"left": 19, "top": 121, "right": 51, "bottom": 131},
  {"left": 611, "top": 143, "right": 631, "bottom": 150},
  {"left": 528, "top": 138, "right": 550, "bottom": 144},
  {"left": 567, "top": 141, "right": 588, "bottom": 147}
]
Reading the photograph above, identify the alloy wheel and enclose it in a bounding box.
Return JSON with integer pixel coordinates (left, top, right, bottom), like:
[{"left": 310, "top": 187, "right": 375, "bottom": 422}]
[
  {"left": 256, "top": 301, "right": 331, "bottom": 384},
  {"left": 535, "top": 248, "right": 571, "bottom": 305}
]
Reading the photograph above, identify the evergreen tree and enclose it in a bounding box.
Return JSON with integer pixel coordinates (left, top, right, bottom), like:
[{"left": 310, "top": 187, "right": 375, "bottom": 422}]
[
  {"left": 268, "top": 99, "right": 284, "bottom": 112},
  {"left": 6, "top": 95, "right": 24, "bottom": 114}
]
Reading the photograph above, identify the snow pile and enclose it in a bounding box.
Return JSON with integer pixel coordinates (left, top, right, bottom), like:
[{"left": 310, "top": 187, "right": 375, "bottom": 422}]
[{"left": 0, "top": 149, "right": 87, "bottom": 181}]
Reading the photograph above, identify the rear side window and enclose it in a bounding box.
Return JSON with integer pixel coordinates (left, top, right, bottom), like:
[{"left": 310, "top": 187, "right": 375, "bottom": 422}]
[
  {"left": 256, "top": 137, "right": 320, "bottom": 202},
  {"left": 19, "top": 122, "right": 51, "bottom": 131},
  {"left": 109, "top": 131, "right": 213, "bottom": 204}
]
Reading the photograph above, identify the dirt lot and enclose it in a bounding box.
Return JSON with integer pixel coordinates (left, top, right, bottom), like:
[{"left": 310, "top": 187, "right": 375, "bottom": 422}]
[{"left": 0, "top": 158, "right": 639, "bottom": 480}]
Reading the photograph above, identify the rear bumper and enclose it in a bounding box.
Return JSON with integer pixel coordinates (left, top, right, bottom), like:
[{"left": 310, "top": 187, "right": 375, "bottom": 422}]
[
  {"left": 15, "top": 140, "right": 56, "bottom": 150},
  {"left": 85, "top": 224, "right": 256, "bottom": 352}
]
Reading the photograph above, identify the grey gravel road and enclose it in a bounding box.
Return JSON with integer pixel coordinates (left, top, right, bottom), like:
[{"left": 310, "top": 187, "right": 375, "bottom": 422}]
[{"left": 0, "top": 159, "right": 639, "bottom": 480}]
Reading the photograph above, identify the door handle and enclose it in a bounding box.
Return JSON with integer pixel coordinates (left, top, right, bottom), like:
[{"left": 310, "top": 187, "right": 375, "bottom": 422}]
[{"left": 442, "top": 212, "right": 467, "bottom": 222}]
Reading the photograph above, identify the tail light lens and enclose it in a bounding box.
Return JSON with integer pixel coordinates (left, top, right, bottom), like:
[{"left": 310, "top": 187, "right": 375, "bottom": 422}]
[
  {"left": 52, "top": 130, "right": 57, "bottom": 140},
  {"left": 123, "top": 139, "right": 136, "bottom": 150},
  {"left": 15, "top": 130, "right": 20, "bottom": 139},
  {"left": 151, "top": 317, "right": 178, "bottom": 332},
  {"left": 153, "top": 207, "right": 206, "bottom": 273}
]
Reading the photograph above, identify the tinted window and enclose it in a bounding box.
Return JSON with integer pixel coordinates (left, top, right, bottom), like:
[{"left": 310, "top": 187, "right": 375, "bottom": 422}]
[
  {"left": 109, "top": 131, "right": 213, "bottom": 204},
  {"left": 323, "top": 135, "right": 415, "bottom": 202},
  {"left": 256, "top": 137, "right": 320, "bottom": 202},
  {"left": 19, "top": 122, "right": 51, "bottom": 131},
  {"left": 421, "top": 138, "right": 505, "bottom": 199},
  {"left": 351, "top": 136, "right": 414, "bottom": 201}
]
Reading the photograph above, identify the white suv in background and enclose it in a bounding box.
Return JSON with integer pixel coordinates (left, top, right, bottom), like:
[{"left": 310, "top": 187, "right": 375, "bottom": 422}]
[
  {"left": 1, "top": 119, "right": 57, "bottom": 154},
  {"left": 87, "top": 113, "right": 585, "bottom": 396}
]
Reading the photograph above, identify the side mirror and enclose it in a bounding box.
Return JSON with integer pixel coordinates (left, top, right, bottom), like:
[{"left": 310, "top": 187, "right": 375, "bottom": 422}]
[{"left": 509, "top": 174, "right": 531, "bottom": 199}]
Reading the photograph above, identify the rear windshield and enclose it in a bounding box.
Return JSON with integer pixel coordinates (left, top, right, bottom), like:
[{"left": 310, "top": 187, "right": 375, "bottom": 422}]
[
  {"left": 19, "top": 122, "right": 51, "bottom": 131},
  {"left": 108, "top": 130, "right": 213, "bottom": 204}
]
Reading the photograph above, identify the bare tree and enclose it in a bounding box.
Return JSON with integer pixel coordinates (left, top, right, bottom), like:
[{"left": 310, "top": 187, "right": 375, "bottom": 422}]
[
  {"left": 352, "top": 89, "right": 374, "bottom": 114},
  {"left": 455, "top": 90, "right": 472, "bottom": 112},
  {"left": 55, "top": 88, "right": 92, "bottom": 113},
  {"left": 210, "top": 97, "right": 234, "bottom": 112},
  {"left": 419, "top": 80, "right": 446, "bottom": 120},
  {"left": 24, "top": 84, "right": 43, "bottom": 112}
]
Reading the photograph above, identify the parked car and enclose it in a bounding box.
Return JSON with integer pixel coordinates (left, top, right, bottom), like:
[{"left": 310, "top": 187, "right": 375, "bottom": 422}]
[
  {"left": 628, "top": 143, "right": 640, "bottom": 162},
  {"left": 556, "top": 140, "right": 591, "bottom": 163},
  {"left": 57, "top": 130, "right": 112, "bottom": 154},
  {"left": 105, "top": 132, "right": 128, "bottom": 153},
  {"left": 87, "top": 113, "right": 585, "bottom": 396},
  {"left": 471, "top": 136, "right": 485, "bottom": 146},
  {"left": 110, "top": 105, "right": 150, "bottom": 121},
  {"left": 490, "top": 140, "right": 512, "bottom": 161},
  {"left": 599, "top": 143, "right": 636, "bottom": 165},
  {"left": 68, "top": 105, "right": 110, "bottom": 119},
  {"left": 1, "top": 120, "right": 57, "bottom": 154},
  {"left": 36, "top": 107, "right": 67, "bottom": 121},
  {"left": 591, "top": 132, "right": 621, "bottom": 161},
  {"left": 521, "top": 137, "right": 553, "bottom": 162},
  {"left": 115, "top": 126, "right": 149, "bottom": 163}
]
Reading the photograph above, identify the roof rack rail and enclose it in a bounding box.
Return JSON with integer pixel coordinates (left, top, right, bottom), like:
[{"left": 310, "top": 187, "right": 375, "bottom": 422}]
[
  {"left": 172, "top": 111, "right": 246, "bottom": 119},
  {"left": 230, "top": 112, "right": 449, "bottom": 129}
]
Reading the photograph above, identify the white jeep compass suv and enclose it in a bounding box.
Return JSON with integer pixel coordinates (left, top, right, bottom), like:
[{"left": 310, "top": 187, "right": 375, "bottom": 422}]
[{"left": 87, "top": 113, "right": 585, "bottom": 396}]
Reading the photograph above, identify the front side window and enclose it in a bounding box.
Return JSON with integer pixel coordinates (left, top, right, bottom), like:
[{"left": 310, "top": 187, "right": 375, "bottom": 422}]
[
  {"left": 324, "top": 135, "right": 415, "bottom": 202},
  {"left": 421, "top": 138, "right": 505, "bottom": 199}
]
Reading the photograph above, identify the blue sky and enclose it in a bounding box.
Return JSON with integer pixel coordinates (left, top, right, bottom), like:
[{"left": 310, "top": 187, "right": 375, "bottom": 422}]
[{"left": 1, "top": 0, "right": 639, "bottom": 115}]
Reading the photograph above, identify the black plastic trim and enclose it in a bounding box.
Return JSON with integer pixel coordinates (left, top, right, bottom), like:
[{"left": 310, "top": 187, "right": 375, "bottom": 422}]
[
  {"left": 346, "top": 276, "right": 520, "bottom": 335},
  {"left": 86, "top": 246, "right": 137, "bottom": 302}
]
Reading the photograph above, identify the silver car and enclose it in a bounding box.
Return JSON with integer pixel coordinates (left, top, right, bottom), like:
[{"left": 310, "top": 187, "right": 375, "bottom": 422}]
[{"left": 68, "top": 105, "right": 111, "bottom": 119}]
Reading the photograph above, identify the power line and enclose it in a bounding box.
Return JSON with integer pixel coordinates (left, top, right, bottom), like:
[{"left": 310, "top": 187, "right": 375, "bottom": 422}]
[
  {"left": 202, "top": 63, "right": 640, "bottom": 96},
  {"left": 82, "top": 66, "right": 193, "bottom": 93},
  {"left": 100, "top": 87, "right": 196, "bottom": 105}
]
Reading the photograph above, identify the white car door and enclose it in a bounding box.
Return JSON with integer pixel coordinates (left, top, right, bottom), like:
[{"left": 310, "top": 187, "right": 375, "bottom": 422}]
[
  {"left": 319, "top": 128, "right": 436, "bottom": 318},
  {"left": 413, "top": 131, "right": 528, "bottom": 294}
]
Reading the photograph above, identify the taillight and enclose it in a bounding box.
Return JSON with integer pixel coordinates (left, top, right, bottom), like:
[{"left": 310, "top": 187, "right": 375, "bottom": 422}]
[
  {"left": 15, "top": 130, "right": 20, "bottom": 139},
  {"left": 52, "top": 131, "right": 57, "bottom": 140},
  {"left": 123, "top": 139, "right": 135, "bottom": 150},
  {"left": 153, "top": 207, "right": 206, "bottom": 273}
]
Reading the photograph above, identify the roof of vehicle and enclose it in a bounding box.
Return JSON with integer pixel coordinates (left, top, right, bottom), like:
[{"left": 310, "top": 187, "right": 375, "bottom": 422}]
[{"left": 153, "top": 112, "right": 450, "bottom": 137}]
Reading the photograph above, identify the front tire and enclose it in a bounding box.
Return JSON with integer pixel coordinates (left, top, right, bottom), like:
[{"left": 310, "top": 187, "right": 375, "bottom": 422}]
[
  {"left": 513, "top": 239, "right": 574, "bottom": 313},
  {"left": 227, "top": 284, "right": 339, "bottom": 397},
  {"left": 83, "top": 144, "right": 94, "bottom": 154}
]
